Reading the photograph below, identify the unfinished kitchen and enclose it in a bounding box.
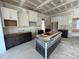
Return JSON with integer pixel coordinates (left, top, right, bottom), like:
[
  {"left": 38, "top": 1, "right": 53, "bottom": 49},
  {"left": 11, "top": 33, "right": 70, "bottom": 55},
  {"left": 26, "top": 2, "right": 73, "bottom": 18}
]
[{"left": 0, "top": 0, "right": 79, "bottom": 59}]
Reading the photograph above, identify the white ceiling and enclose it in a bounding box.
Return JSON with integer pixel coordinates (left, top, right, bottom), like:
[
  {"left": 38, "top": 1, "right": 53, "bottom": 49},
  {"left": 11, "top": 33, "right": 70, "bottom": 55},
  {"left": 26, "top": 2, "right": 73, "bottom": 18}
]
[{"left": 1, "top": 0, "right": 78, "bottom": 16}]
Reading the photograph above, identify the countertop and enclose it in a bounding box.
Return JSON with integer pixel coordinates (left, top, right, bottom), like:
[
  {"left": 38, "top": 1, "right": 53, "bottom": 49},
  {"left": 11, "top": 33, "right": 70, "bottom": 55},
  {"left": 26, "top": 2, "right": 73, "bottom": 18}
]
[
  {"left": 4, "top": 32, "right": 31, "bottom": 36},
  {"left": 36, "top": 32, "right": 62, "bottom": 42}
]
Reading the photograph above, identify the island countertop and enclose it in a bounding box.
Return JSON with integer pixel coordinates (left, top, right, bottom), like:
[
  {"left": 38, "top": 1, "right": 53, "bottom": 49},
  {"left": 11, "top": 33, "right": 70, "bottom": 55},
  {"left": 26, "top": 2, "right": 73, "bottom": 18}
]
[{"left": 36, "top": 31, "right": 62, "bottom": 42}]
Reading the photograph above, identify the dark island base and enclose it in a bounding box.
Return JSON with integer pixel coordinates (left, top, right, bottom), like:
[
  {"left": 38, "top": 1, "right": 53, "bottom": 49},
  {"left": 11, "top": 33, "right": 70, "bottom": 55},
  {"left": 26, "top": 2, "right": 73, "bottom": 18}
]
[{"left": 36, "top": 38, "right": 61, "bottom": 58}]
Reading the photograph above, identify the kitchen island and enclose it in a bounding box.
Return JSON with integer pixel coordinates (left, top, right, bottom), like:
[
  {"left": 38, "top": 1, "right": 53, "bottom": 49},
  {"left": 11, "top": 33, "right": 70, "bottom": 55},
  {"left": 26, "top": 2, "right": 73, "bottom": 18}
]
[{"left": 36, "top": 31, "right": 62, "bottom": 59}]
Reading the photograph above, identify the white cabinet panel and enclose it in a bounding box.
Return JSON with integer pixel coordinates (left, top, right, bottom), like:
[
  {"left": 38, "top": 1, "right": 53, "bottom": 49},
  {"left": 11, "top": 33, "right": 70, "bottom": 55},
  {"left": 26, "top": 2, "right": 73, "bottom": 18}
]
[
  {"left": 1, "top": 7, "right": 10, "bottom": 19},
  {"left": 18, "top": 9, "right": 29, "bottom": 27},
  {"left": 29, "top": 10, "right": 37, "bottom": 22},
  {"left": 74, "top": 8, "right": 79, "bottom": 18},
  {"left": 1, "top": 7, "right": 18, "bottom": 20},
  {"left": 37, "top": 13, "right": 42, "bottom": 27},
  {"left": 9, "top": 9, "right": 17, "bottom": 20}
]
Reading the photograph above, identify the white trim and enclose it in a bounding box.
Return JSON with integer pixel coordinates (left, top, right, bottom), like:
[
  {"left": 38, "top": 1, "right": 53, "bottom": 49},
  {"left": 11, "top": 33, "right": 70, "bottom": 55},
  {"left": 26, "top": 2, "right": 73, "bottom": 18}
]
[
  {"left": 51, "top": 2, "right": 61, "bottom": 11},
  {"left": 36, "top": 0, "right": 52, "bottom": 10},
  {"left": 37, "top": 0, "right": 51, "bottom": 9},
  {"left": 37, "top": 0, "right": 42, "bottom": 3},
  {"left": 45, "top": 43, "right": 47, "bottom": 59},
  {"left": 27, "top": 0, "right": 37, "bottom": 7}
]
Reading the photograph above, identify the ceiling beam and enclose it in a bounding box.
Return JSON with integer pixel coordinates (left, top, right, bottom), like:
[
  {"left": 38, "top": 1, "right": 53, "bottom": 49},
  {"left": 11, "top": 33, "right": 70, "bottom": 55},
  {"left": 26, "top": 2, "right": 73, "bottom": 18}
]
[
  {"left": 37, "top": 0, "right": 51, "bottom": 9},
  {"left": 37, "top": 0, "right": 42, "bottom": 3},
  {"left": 36, "top": 0, "right": 52, "bottom": 10},
  {"left": 19, "top": 0, "right": 26, "bottom": 7},
  {"left": 19, "top": 0, "right": 37, "bottom": 7},
  {"left": 51, "top": 2, "right": 61, "bottom": 11},
  {"left": 71, "top": 3, "right": 73, "bottom": 8},
  {"left": 13, "top": 0, "right": 19, "bottom": 2},
  {"left": 42, "top": 0, "right": 76, "bottom": 13},
  {"left": 24, "top": 3, "right": 35, "bottom": 9},
  {"left": 51, "top": 6, "right": 76, "bottom": 17},
  {"left": 27, "top": 0, "right": 37, "bottom": 7},
  {"left": 46, "top": 5, "right": 51, "bottom": 9},
  {"left": 36, "top": 0, "right": 52, "bottom": 11},
  {"left": 64, "top": 5, "right": 67, "bottom": 9}
]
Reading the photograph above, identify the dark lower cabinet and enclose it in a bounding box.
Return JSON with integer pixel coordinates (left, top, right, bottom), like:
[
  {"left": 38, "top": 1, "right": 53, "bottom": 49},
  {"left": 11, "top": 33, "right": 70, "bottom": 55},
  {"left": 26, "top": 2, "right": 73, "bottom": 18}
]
[
  {"left": 5, "top": 34, "right": 19, "bottom": 49},
  {"left": 58, "top": 29, "right": 68, "bottom": 38},
  {"left": 36, "top": 39, "right": 61, "bottom": 58},
  {"left": 36, "top": 42, "right": 45, "bottom": 57},
  {"left": 19, "top": 32, "right": 32, "bottom": 44},
  {"left": 4, "top": 32, "right": 32, "bottom": 49},
  {"left": 19, "top": 33, "right": 27, "bottom": 44},
  {"left": 47, "top": 39, "right": 61, "bottom": 57}
]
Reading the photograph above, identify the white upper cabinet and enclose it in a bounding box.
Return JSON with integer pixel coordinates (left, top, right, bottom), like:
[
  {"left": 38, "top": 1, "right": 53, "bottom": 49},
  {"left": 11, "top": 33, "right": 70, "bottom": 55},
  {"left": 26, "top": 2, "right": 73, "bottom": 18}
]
[
  {"left": 1, "top": 7, "right": 10, "bottom": 20},
  {"left": 9, "top": 9, "right": 18, "bottom": 20},
  {"left": 18, "top": 9, "right": 29, "bottom": 27},
  {"left": 37, "top": 13, "right": 42, "bottom": 27},
  {"left": 28, "top": 10, "right": 38, "bottom": 22},
  {"left": 73, "top": 8, "right": 79, "bottom": 18},
  {"left": 1, "top": 7, "right": 18, "bottom": 20}
]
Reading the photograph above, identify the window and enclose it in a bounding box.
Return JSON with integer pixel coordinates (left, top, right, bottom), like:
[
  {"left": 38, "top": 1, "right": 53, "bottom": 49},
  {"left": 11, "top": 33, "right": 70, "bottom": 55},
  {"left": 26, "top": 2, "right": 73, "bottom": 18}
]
[
  {"left": 72, "top": 18, "right": 79, "bottom": 31},
  {"left": 77, "top": 19, "right": 79, "bottom": 29}
]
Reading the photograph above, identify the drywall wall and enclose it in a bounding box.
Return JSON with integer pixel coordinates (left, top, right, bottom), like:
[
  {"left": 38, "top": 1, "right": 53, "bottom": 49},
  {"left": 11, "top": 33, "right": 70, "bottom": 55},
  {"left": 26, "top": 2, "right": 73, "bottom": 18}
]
[
  {"left": 51, "top": 7, "right": 79, "bottom": 37},
  {"left": 51, "top": 10, "right": 74, "bottom": 37},
  {"left": 0, "top": 9, "right": 6, "bottom": 54},
  {"left": 51, "top": 11, "right": 73, "bottom": 31}
]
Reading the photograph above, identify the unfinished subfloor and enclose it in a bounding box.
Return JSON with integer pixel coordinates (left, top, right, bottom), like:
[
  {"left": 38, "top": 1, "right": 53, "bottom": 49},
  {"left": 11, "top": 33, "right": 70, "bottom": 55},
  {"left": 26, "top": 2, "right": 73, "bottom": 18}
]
[{"left": 0, "top": 37, "right": 79, "bottom": 59}]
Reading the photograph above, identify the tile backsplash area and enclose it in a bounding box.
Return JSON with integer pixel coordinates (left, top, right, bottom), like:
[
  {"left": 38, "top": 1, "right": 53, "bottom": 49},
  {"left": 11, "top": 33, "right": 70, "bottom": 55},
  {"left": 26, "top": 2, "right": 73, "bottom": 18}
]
[{"left": 4, "top": 27, "right": 41, "bottom": 34}]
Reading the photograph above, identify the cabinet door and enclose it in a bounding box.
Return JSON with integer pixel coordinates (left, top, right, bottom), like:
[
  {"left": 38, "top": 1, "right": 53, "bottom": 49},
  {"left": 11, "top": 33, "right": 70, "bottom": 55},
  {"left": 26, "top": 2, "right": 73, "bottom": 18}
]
[
  {"left": 23, "top": 11, "right": 29, "bottom": 26},
  {"left": 9, "top": 9, "right": 18, "bottom": 20},
  {"left": 4, "top": 34, "right": 19, "bottom": 49},
  {"left": 34, "top": 12, "right": 38, "bottom": 22},
  {"left": 18, "top": 9, "right": 29, "bottom": 27},
  {"left": 74, "top": 8, "right": 79, "bottom": 18},
  {"left": 1, "top": 7, "right": 18, "bottom": 20},
  {"left": 37, "top": 13, "right": 42, "bottom": 27},
  {"left": 29, "top": 10, "right": 37, "bottom": 22},
  {"left": 1, "top": 7, "right": 10, "bottom": 20}
]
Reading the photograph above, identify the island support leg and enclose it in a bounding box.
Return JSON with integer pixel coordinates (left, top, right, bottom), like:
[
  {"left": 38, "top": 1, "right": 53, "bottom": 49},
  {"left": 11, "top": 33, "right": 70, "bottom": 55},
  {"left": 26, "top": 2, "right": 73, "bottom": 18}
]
[{"left": 45, "top": 43, "right": 47, "bottom": 59}]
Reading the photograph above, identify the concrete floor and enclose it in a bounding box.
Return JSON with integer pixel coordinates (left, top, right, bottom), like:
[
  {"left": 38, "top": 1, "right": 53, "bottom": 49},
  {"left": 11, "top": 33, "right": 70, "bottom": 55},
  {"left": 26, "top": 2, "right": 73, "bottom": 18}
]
[{"left": 0, "top": 37, "right": 79, "bottom": 59}]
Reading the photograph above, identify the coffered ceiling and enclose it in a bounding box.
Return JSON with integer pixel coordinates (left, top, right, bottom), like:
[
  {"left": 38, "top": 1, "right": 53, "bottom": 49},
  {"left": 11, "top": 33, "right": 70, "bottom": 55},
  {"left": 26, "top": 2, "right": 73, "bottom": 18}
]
[{"left": 1, "top": 0, "right": 78, "bottom": 16}]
